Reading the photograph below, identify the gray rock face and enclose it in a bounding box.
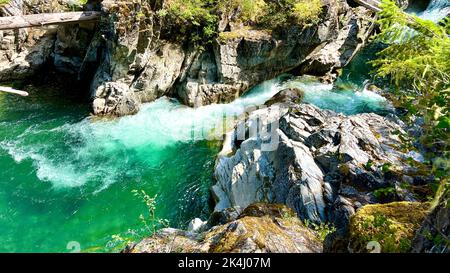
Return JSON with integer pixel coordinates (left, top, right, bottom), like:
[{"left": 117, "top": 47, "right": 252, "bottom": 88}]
[
  {"left": 88, "top": 0, "right": 375, "bottom": 115},
  {"left": 0, "top": 0, "right": 376, "bottom": 116},
  {"left": 0, "top": 0, "right": 97, "bottom": 81},
  {"left": 92, "top": 81, "right": 139, "bottom": 115},
  {"left": 296, "top": 6, "right": 375, "bottom": 81},
  {"left": 177, "top": 0, "right": 375, "bottom": 106},
  {"left": 213, "top": 96, "right": 414, "bottom": 228}
]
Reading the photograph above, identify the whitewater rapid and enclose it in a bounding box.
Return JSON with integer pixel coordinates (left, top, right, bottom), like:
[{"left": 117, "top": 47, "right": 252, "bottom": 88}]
[{"left": 417, "top": 0, "right": 450, "bottom": 22}]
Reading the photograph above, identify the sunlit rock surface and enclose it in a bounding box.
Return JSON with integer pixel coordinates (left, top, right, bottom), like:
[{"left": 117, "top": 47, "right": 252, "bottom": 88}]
[
  {"left": 213, "top": 92, "right": 417, "bottom": 232},
  {"left": 125, "top": 203, "right": 322, "bottom": 253}
]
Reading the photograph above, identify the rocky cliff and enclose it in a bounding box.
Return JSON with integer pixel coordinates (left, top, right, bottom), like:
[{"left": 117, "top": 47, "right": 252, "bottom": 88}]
[
  {"left": 0, "top": 0, "right": 376, "bottom": 116},
  {"left": 0, "top": 0, "right": 99, "bottom": 84},
  {"left": 91, "top": 0, "right": 376, "bottom": 116}
]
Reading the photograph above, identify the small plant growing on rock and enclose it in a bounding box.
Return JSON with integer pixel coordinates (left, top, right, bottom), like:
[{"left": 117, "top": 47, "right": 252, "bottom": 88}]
[
  {"left": 132, "top": 189, "right": 170, "bottom": 235},
  {"left": 104, "top": 190, "right": 169, "bottom": 252},
  {"left": 303, "top": 219, "right": 336, "bottom": 242}
]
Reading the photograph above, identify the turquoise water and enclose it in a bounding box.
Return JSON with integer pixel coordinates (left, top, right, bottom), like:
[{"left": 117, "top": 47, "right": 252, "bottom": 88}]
[{"left": 0, "top": 73, "right": 389, "bottom": 252}]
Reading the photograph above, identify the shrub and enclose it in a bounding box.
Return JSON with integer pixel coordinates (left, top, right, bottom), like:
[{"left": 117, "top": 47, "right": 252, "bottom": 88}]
[
  {"left": 292, "top": 0, "right": 323, "bottom": 26},
  {"left": 258, "top": 0, "right": 324, "bottom": 29},
  {"left": 371, "top": 0, "right": 449, "bottom": 202},
  {"left": 217, "top": 0, "right": 267, "bottom": 24},
  {"left": 158, "top": 0, "right": 218, "bottom": 46}
]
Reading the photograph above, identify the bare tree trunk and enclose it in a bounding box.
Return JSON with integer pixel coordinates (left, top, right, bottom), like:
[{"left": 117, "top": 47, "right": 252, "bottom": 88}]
[{"left": 0, "top": 11, "right": 101, "bottom": 30}]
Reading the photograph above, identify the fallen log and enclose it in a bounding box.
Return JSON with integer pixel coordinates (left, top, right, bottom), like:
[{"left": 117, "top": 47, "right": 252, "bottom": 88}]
[
  {"left": 0, "top": 86, "right": 29, "bottom": 96},
  {"left": 0, "top": 11, "right": 101, "bottom": 30}
]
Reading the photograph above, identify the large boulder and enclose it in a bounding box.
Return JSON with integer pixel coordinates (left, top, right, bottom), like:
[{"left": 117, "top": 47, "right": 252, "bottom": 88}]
[
  {"left": 213, "top": 99, "right": 420, "bottom": 232},
  {"left": 125, "top": 203, "right": 323, "bottom": 253}
]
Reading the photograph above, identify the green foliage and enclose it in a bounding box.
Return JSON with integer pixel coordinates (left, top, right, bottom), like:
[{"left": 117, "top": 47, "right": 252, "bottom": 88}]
[
  {"left": 372, "top": 0, "right": 449, "bottom": 201},
  {"left": 373, "top": 186, "right": 396, "bottom": 199},
  {"left": 303, "top": 219, "right": 336, "bottom": 242},
  {"left": 349, "top": 202, "right": 429, "bottom": 253},
  {"left": 258, "top": 0, "right": 324, "bottom": 29},
  {"left": 157, "top": 0, "right": 324, "bottom": 45},
  {"left": 217, "top": 0, "right": 267, "bottom": 24},
  {"left": 0, "top": 0, "right": 9, "bottom": 7},
  {"left": 292, "top": 0, "right": 323, "bottom": 26},
  {"left": 132, "top": 189, "right": 169, "bottom": 234},
  {"left": 157, "top": 0, "right": 218, "bottom": 46},
  {"left": 103, "top": 190, "right": 169, "bottom": 252}
]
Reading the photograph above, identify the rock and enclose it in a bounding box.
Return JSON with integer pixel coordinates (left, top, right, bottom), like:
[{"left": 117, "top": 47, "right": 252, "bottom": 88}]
[
  {"left": 92, "top": 81, "right": 139, "bottom": 116},
  {"left": 0, "top": 0, "right": 98, "bottom": 81},
  {"left": 348, "top": 202, "right": 429, "bottom": 253},
  {"left": 187, "top": 218, "right": 207, "bottom": 233},
  {"left": 296, "top": 5, "right": 375, "bottom": 78},
  {"left": 177, "top": 0, "right": 375, "bottom": 107},
  {"left": 89, "top": 0, "right": 376, "bottom": 114},
  {"left": 125, "top": 203, "right": 323, "bottom": 253},
  {"left": 1, "top": 1, "right": 376, "bottom": 116},
  {"left": 265, "top": 88, "right": 304, "bottom": 106},
  {"left": 54, "top": 24, "right": 95, "bottom": 75},
  {"left": 213, "top": 101, "right": 417, "bottom": 231},
  {"left": 131, "top": 43, "right": 185, "bottom": 102},
  {"left": 0, "top": 28, "right": 55, "bottom": 81},
  {"left": 206, "top": 206, "right": 243, "bottom": 227}
]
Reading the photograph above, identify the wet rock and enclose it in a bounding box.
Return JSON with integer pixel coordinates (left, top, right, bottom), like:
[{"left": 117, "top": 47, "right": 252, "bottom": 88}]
[
  {"left": 92, "top": 81, "right": 139, "bottom": 116},
  {"left": 265, "top": 88, "right": 304, "bottom": 106}
]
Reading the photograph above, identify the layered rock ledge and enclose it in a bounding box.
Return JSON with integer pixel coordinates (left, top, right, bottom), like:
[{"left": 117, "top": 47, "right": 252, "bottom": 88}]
[{"left": 125, "top": 203, "right": 323, "bottom": 253}]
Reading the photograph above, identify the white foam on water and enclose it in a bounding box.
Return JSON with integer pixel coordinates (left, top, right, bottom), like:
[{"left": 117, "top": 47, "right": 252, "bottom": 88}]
[
  {"left": 417, "top": 0, "right": 450, "bottom": 22},
  {"left": 0, "top": 79, "right": 281, "bottom": 190}
]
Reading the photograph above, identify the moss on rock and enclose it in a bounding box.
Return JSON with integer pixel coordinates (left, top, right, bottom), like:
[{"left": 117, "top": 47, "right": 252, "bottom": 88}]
[{"left": 349, "top": 202, "right": 430, "bottom": 253}]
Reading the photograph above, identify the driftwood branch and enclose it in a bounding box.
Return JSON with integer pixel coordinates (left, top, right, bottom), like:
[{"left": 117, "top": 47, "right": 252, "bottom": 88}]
[
  {"left": 0, "top": 86, "right": 29, "bottom": 96},
  {"left": 0, "top": 11, "right": 101, "bottom": 30}
]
